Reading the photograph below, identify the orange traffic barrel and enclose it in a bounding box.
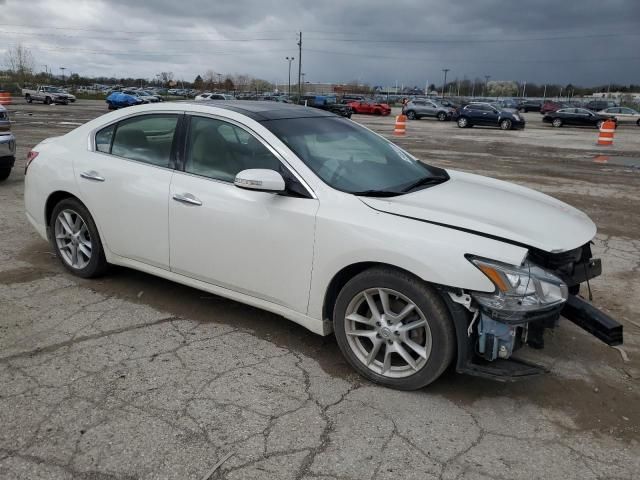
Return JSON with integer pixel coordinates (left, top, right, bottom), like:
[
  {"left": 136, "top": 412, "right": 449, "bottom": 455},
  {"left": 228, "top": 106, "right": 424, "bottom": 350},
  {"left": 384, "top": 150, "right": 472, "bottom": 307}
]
[
  {"left": 597, "top": 120, "right": 616, "bottom": 146},
  {"left": 393, "top": 114, "right": 407, "bottom": 136},
  {"left": 0, "top": 92, "right": 12, "bottom": 105}
]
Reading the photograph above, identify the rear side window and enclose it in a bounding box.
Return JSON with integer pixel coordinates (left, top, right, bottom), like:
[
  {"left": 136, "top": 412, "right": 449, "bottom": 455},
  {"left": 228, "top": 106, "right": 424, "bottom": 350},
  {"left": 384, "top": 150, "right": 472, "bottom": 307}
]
[
  {"left": 101, "top": 114, "right": 178, "bottom": 167},
  {"left": 95, "top": 124, "right": 115, "bottom": 153}
]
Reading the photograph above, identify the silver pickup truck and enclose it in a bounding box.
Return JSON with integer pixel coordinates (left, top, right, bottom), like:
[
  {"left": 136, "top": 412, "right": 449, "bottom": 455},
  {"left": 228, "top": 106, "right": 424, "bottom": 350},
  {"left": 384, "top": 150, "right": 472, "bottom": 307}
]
[
  {"left": 22, "top": 85, "right": 76, "bottom": 105},
  {"left": 0, "top": 104, "right": 16, "bottom": 181}
]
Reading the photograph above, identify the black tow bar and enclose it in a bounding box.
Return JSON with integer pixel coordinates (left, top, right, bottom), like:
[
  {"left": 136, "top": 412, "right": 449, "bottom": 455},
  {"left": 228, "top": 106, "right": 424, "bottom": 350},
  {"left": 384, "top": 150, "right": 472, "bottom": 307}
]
[{"left": 562, "top": 295, "right": 623, "bottom": 346}]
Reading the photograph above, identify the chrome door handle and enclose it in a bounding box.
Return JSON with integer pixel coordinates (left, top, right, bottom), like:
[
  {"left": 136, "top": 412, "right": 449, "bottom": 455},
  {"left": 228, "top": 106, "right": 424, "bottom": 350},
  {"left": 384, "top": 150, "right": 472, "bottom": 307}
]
[
  {"left": 172, "top": 193, "right": 202, "bottom": 206},
  {"left": 80, "top": 171, "right": 105, "bottom": 182}
]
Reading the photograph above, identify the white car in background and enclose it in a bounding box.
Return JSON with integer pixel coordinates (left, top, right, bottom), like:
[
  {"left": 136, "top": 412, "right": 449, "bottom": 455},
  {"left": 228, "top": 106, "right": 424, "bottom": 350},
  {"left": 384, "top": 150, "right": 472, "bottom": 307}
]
[
  {"left": 598, "top": 106, "right": 640, "bottom": 126},
  {"left": 23, "top": 101, "right": 622, "bottom": 390}
]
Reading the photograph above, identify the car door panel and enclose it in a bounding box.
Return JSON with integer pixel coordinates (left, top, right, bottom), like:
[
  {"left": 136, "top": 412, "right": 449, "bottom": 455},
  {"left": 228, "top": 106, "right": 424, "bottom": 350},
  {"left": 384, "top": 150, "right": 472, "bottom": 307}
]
[
  {"left": 74, "top": 114, "right": 178, "bottom": 269},
  {"left": 169, "top": 176, "right": 318, "bottom": 313},
  {"left": 168, "top": 114, "right": 319, "bottom": 313}
]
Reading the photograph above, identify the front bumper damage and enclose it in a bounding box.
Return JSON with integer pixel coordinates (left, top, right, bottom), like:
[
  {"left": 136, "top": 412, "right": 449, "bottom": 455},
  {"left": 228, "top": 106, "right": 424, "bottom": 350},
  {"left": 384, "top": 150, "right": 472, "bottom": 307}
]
[{"left": 443, "top": 246, "right": 624, "bottom": 381}]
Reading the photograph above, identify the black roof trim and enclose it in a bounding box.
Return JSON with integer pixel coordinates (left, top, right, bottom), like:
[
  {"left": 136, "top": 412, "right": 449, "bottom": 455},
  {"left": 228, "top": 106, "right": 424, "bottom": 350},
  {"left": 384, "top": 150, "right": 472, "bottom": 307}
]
[{"left": 179, "top": 100, "right": 336, "bottom": 121}]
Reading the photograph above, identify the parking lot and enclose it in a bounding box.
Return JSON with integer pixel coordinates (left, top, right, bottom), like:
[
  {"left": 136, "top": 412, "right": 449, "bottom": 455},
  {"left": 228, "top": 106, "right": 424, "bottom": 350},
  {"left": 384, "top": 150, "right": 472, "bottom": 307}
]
[{"left": 1, "top": 99, "right": 639, "bottom": 479}]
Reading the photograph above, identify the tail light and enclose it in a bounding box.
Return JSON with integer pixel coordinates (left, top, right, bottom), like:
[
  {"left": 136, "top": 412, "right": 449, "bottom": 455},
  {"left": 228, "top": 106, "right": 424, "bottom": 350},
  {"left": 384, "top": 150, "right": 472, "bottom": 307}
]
[{"left": 25, "top": 150, "right": 39, "bottom": 174}]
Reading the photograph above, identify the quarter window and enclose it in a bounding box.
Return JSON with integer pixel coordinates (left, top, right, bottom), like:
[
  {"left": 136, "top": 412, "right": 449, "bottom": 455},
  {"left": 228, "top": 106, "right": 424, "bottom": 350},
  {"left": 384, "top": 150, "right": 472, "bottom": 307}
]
[
  {"left": 95, "top": 124, "right": 115, "bottom": 153},
  {"left": 109, "top": 115, "right": 178, "bottom": 167},
  {"left": 185, "top": 116, "right": 280, "bottom": 182}
]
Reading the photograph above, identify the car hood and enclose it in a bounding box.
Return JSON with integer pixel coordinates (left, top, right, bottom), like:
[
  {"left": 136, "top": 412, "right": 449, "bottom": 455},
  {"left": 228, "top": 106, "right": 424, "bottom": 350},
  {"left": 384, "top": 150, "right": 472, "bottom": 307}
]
[{"left": 359, "top": 170, "right": 596, "bottom": 253}]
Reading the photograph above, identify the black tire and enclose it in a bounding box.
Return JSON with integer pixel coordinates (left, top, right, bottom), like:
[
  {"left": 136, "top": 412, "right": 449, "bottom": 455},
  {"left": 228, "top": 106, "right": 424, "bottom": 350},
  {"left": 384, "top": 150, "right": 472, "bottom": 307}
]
[
  {"left": 406, "top": 110, "right": 417, "bottom": 120},
  {"left": 0, "top": 168, "right": 10, "bottom": 181},
  {"left": 500, "top": 119, "right": 512, "bottom": 130},
  {"left": 552, "top": 118, "right": 562, "bottom": 128},
  {"left": 636, "top": 119, "right": 640, "bottom": 127},
  {"left": 596, "top": 120, "right": 604, "bottom": 130},
  {"left": 374, "top": 109, "right": 381, "bottom": 115},
  {"left": 25, "top": 94, "right": 32, "bottom": 104},
  {"left": 333, "top": 267, "right": 455, "bottom": 390},
  {"left": 437, "top": 111, "right": 447, "bottom": 121},
  {"left": 49, "top": 198, "right": 108, "bottom": 278},
  {"left": 44, "top": 96, "right": 52, "bottom": 105},
  {"left": 457, "top": 116, "right": 469, "bottom": 128}
]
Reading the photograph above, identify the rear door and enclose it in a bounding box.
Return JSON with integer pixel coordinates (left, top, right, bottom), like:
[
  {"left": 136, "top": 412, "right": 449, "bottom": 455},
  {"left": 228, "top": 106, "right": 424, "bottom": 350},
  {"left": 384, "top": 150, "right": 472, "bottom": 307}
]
[{"left": 74, "top": 112, "right": 180, "bottom": 269}]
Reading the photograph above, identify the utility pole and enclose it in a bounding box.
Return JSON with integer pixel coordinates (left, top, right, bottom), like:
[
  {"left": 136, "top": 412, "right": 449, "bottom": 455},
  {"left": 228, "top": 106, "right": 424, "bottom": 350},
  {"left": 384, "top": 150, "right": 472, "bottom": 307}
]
[
  {"left": 441, "top": 68, "right": 449, "bottom": 98},
  {"left": 522, "top": 81, "right": 527, "bottom": 97},
  {"left": 216, "top": 73, "right": 222, "bottom": 90},
  {"left": 484, "top": 75, "right": 490, "bottom": 97},
  {"left": 297, "top": 32, "right": 302, "bottom": 101},
  {"left": 286, "top": 56, "right": 294, "bottom": 97},
  {"left": 542, "top": 84, "right": 547, "bottom": 100},
  {"left": 471, "top": 81, "right": 475, "bottom": 98},
  {"left": 60, "top": 67, "right": 66, "bottom": 85}
]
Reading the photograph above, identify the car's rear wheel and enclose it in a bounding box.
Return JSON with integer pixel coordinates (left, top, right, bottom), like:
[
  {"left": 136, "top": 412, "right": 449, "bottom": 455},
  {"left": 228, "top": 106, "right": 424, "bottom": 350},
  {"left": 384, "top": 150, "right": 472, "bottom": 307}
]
[
  {"left": 333, "top": 267, "right": 455, "bottom": 390},
  {"left": 457, "top": 117, "right": 469, "bottom": 128},
  {"left": 552, "top": 118, "right": 563, "bottom": 128},
  {"left": 45, "top": 97, "right": 52, "bottom": 105},
  {"left": 374, "top": 109, "right": 381, "bottom": 115},
  {"left": 437, "top": 112, "right": 447, "bottom": 121},
  {"left": 500, "top": 119, "right": 512, "bottom": 130},
  {"left": 637, "top": 119, "right": 640, "bottom": 126},
  {"left": 596, "top": 120, "right": 604, "bottom": 129},
  {"left": 0, "top": 168, "right": 11, "bottom": 181},
  {"left": 406, "top": 110, "right": 416, "bottom": 120},
  {"left": 50, "top": 198, "right": 107, "bottom": 278},
  {"left": 25, "top": 94, "right": 32, "bottom": 104}
]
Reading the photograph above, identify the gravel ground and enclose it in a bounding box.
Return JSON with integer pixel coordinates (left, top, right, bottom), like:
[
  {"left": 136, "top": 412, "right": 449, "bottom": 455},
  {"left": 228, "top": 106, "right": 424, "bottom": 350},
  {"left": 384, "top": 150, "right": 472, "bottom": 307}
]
[{"left": 0, "top": 100, "right": 638, "bottom": 480}]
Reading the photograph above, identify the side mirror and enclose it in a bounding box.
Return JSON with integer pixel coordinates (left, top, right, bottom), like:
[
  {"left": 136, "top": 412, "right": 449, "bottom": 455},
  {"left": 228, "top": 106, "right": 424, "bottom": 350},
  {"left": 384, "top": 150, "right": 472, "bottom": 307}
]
[{"left": 234, "top": 169, "right": 285, "bottom": 193}]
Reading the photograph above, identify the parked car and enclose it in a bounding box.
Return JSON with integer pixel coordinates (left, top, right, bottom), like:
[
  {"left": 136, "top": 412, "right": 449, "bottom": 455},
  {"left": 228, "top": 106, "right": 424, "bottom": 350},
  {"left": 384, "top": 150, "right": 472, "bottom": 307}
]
[
  {"left": 23, "top": 101, "right": 621, "bottom": 390},
  {"left": 22, "top": 85, "right": 75, "bottom": 105},
  {"left": 105, "top": 92, "right": 143, "bottom": 110},
  {"left": 543, "top": 108, "right": 617, "bottom": 128},
  {"left": 348, "top": 100, "right": 391, "bottom": 116},
  {"left": 517, "top": 99, "right": 542, "bottom": 112},
  {"left": 454, "top": 102, "right": 525, "bottom": 130},
  {"left": 341, "top": 95, "right": 366, "bottom": 104},
  {"left": 0, "top": 104, "right": 16, "bottom": 181},
  {"left": 539, "top": 100, "right": 568, "bottom": 115},
  {"left": 598, "top": 107, "right": 640, "bottom": 126},
  {"left": 402, "top": 99, "right": 455, "bottom": 121},
  {"left": 138, "top": 90, "right": 163, "bottom": 102},
  {"left": 301, "top": 95, "right": 352, "bottom": 117},
  {"left": 584, "top": 100, "right": 618, "bottom": 112}
]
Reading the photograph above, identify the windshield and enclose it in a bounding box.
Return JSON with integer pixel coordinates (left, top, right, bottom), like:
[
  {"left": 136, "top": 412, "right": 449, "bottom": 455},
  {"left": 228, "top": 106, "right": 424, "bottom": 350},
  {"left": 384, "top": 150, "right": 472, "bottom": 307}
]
[
  {"left": 44, "top": 87, "right": 63, "bottom": 93},
  {"left": 263, "top": 117, "right": 448, "bottom": 195}
]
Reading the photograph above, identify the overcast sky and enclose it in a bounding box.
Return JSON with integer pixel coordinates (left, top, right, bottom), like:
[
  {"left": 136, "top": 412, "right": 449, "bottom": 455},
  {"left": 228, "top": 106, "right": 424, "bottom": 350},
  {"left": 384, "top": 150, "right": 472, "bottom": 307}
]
[{"left": 1, "top": 0, "right": 638, "bottom": 87}]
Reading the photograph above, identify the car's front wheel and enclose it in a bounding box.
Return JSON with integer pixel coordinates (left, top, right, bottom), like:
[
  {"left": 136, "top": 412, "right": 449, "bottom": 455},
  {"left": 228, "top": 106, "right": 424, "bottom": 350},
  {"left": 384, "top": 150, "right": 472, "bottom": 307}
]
[
  {"left": 333, "top": 267, "right": 455, "bottom": 390},
  {"left": 50, "top": 198, "right": 107, "bottom": 278},
  {"left": 406, "top": 110, "right": 416, "bottom": 120},
  {"left": 0, "top": 167, "right": 11, "bottom": 181},
  {"left": 437, "top": 112, "right": 447, "bottom": 121},
  {"left": 500, "top": 119, "right": 512, "bottom": 130},
  {"left": 552, "top": 118, "right": 563, "bottom": 128}
]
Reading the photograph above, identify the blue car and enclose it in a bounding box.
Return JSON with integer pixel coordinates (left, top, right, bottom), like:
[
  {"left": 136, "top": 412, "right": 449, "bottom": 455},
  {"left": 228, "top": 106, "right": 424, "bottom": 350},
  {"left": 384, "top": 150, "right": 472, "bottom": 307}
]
[{"left": 106, "top": 92, "right": 143, "bottom": 110}]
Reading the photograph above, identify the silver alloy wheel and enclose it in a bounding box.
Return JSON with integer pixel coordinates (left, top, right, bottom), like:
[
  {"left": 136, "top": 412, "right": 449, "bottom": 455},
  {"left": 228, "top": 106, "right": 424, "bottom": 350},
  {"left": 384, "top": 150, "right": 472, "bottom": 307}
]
[
  {"left": 54, "top": 209, "right": 92, "bottom": 269},
  {"left": 457, "top": 117, "right": 468, "bottom": 127},
  {"left": 500, "top": 119, "right": 512, "bottom": 130},
  {"left": 344, "top": 287, "right": 432, "bottom": 378},
  {"left": 552, "top": 118, "right": 562, "bottom": 127}
]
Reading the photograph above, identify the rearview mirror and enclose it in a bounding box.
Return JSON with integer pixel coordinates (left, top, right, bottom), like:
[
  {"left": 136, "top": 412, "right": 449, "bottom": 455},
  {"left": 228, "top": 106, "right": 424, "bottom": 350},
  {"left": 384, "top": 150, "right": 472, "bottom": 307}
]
[{"left": 234, "top": 169, "right": 285, "bottom": 193}]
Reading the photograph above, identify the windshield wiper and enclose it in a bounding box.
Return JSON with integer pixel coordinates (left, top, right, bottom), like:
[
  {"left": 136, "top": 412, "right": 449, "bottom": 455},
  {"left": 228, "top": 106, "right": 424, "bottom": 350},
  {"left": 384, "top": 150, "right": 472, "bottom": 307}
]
[
  {"left": 400, "top": 175, "right": 448, "bottom": 193},
  {"left": 352, "top": 189, "right": 403, "bottom": 197}
]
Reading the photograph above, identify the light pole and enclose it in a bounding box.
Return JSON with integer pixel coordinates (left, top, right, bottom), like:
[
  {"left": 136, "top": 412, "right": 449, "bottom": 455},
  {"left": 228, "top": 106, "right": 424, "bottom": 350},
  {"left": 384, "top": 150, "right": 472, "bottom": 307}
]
[
  {"left": 484, "top": 75, "right": 491, "bottom": 97},
  {"left": 60, "top": 67, "right": 66, "bottom": 86},
  {"left": 441, "top": 68, "right": 450, "bottom": 98},
  {"left": 285, "top": 56, "right": 294, "bottom": 97},
  {"left": 42, "top": 65, "right": 48, "bottom": 79},
  {"left": 301, "top": 73, "right": 306, "bottom": 96},
  {"left": 216, "top": 73, "right": 222, "bottom": 91}
]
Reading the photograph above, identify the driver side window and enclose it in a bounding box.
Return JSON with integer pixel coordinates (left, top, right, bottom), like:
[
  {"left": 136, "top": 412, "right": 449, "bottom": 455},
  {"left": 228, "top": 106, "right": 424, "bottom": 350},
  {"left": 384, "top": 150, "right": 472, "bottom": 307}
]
[{"left": 185, "top": 116, "right": 281, "bottom": 182}]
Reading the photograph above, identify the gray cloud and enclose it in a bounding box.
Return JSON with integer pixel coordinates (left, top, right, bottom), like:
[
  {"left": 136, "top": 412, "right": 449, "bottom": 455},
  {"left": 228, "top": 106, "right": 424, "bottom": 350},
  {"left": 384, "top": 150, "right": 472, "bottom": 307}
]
[{"left": 0, "top": 0, "right": 638, "bottom": 86}]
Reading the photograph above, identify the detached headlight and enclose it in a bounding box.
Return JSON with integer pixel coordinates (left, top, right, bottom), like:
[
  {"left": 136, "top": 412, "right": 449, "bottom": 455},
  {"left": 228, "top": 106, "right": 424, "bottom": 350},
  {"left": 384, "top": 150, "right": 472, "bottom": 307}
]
[{"left": 470, "top": 257, "right": 568, "bottom": 315}]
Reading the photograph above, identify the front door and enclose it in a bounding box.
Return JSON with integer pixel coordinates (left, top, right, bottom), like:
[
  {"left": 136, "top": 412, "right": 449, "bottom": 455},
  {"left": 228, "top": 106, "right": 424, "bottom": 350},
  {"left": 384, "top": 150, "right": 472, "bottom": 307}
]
[
  {"left": 74, "top": 113, "right": 179, "bottom": 269},
  {"left": 169, "top": 114, "right": 319, "bottom": 313}
]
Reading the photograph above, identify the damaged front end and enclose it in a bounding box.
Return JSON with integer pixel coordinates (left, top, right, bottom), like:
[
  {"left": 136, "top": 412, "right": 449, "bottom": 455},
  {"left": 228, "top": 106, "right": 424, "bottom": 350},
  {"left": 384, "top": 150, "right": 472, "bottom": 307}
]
[{"left": 444, "top": 243, "right": 623, "bottom": 381}]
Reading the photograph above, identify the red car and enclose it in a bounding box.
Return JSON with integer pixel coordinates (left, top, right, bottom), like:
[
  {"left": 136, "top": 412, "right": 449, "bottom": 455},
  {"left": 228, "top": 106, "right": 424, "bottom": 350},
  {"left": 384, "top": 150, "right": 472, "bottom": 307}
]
[
  {"left": 540, "top": 100, "right": 569, "bottom": 115},
  {"left": 348, "top": 100, "right": 391, "bottom": 116}
]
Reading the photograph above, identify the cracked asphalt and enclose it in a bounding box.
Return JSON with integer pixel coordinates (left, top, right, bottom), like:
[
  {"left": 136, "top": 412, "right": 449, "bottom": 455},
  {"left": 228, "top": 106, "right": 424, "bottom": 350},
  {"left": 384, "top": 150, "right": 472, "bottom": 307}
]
[{"left": 1, "top": 101, "right": 639, "bottom": 479}]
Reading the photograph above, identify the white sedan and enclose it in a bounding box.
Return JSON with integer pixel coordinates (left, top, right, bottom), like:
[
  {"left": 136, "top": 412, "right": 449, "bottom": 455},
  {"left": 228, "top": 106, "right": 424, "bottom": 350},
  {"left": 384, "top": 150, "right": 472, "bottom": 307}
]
[
  {"left": 24, "top": 101, "right": 621, "bottom": 389},
  {"left": 598, "top": 106, "right": 640, "bottom": 126}
]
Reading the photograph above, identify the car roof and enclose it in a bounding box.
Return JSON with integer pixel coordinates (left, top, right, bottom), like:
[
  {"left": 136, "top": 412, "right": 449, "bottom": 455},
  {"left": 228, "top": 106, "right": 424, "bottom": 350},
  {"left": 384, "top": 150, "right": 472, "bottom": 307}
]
[{"left": 180, "top": 100, "right": 336, "bottom": 120}]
